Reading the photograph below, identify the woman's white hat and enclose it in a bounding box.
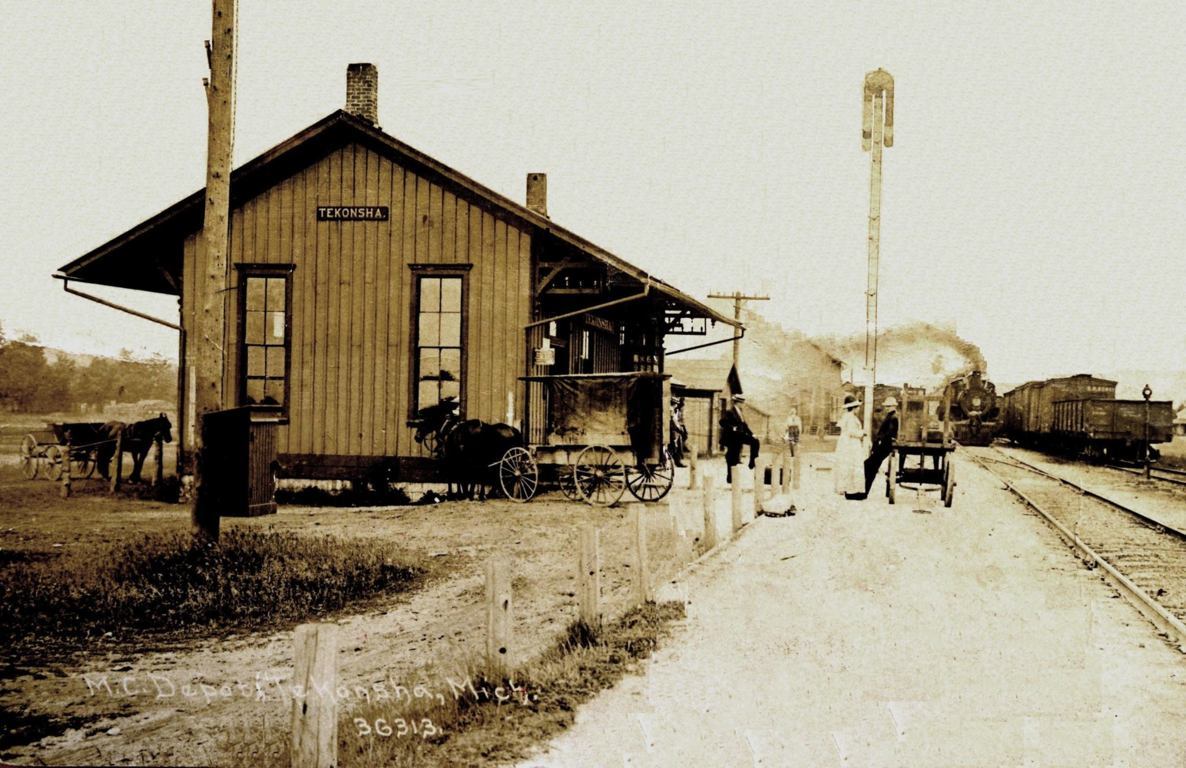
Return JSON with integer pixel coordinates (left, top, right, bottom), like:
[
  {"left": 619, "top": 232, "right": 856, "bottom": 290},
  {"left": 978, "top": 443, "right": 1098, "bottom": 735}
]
[{"left": 843, "top": 395, "right": 861, "bottom": 409}]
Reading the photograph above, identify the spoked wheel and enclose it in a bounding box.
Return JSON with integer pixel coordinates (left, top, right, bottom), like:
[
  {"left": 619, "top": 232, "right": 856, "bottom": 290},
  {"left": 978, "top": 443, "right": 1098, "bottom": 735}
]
[
  {"left": 498, "top": 447, "right": 538, "bottom": 502},
  {"left": 886, "top": 451, "right": 896, "bottom": 505},
  {"left": 574, "top": 445, "right": 627, "bottom": 506},
  {"left": 625, "top": 455, "right": 674, "bottom": 502},
  {"left": 557, "top": 465, "right": 582, "bottom": 502},
  {"left": 420, "top": 430, "right": 440, "bottom": 459},
  {"left": 43, "top": 445, "right": 65, "bottom": 482},
  {"left": 19, "top": 435, "right": 40, "bottom": 480},
  {"left": 942, "top": 461, "right": 955, "bottom": 508}
]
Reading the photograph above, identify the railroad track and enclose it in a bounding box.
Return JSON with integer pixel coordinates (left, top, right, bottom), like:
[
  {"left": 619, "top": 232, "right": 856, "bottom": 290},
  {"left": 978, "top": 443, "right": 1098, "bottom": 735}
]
[
  {"left": 1106, "top": 460, "right": 1186, "bottom": 488},
  {"left": 967, "top": 447, "right": 1186, "bottom": 651}
]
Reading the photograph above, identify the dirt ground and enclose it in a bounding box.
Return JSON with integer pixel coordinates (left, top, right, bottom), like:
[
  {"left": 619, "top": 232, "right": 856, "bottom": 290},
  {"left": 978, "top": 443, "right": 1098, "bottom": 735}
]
[
  {"left": 521, "top": 451, "right": 1186, "bottom": 767},
  {"left": 0, "top": 456, "right": 709, "bottom": 766}
]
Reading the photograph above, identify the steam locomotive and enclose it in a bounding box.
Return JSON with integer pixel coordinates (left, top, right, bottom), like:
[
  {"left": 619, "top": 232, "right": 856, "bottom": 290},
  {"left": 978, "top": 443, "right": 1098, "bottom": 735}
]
[
  {"left": 1001, "top": 374, "right": 1174, "bottom": 462},
  {"left": 941, "top": 370, "right": 1000, "bottom": 446}
]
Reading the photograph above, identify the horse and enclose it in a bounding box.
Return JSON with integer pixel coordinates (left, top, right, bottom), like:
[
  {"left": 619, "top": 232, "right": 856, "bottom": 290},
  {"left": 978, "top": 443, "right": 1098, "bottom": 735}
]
[
  {"left": 97, "top": 413, "right": 173, "bottom": 483},
  {"left": 412, "top": 399, "right": 523, "bottom": 500}
]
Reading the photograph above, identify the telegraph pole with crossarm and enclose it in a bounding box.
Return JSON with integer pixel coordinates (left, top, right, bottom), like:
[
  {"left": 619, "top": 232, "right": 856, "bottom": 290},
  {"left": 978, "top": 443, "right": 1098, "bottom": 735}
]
[
  {"left": 707, "top": 292, "right": 769, "bottom": 371},
  {"left": 861, "top": 68, "right": 894, "bottom": 437}
]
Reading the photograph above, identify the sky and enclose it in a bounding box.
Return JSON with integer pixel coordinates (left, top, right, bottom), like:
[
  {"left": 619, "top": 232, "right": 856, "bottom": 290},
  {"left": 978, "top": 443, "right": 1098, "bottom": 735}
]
[{"left": 2, "top": 1, "right": 1184, "bottom": 386}]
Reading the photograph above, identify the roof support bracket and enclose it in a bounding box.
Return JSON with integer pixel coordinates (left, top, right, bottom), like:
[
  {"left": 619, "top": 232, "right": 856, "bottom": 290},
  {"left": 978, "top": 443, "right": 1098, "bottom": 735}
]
[
  {"left": 525, "top": 284, "right": 650, "bottom": 329},
  {"left": 55, "top": 276, "right": 182, "bottom": 331}
]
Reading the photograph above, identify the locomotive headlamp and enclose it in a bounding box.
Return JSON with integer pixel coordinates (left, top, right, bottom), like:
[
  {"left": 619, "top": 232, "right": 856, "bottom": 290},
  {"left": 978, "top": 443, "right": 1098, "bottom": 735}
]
[{"left": 1143, "top": 384, "right": 1153, "bottom": 401}]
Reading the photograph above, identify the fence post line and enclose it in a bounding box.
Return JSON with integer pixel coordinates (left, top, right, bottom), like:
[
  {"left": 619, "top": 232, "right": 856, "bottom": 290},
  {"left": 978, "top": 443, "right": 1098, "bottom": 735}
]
[
  {"left": 701, "top": 474, "right": 718, "bottom": 550},
  {"left": 290, "top": 623, "right": 338, "bottom": 768},
  {"left": 578, "top": 526, "right": 601, "bottom": 629},
  {"left": 632, "top": 506, "right": 652, "bottom": 604},
  {"left": 155, "top": 436, "right": 165, "bottom": 486},
  {"left": 687, "top": 448, "right": 698, "bottom": 490},
  {"left": 109, "top": 429, "right": 124, "bottom": 495},
  {"left": 731, "top": 470, "right": 743, "bottom": 533},
  {"left": 486, "top": 559, "right": 513, "bottom": 676},
  {"left": 60, "top": 438, "right": 72, "bottom": 499}
]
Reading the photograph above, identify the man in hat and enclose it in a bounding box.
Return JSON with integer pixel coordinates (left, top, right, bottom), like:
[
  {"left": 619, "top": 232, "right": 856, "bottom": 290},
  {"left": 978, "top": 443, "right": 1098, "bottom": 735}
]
[
  {"left": 719, "top": 393, "right": 760, "bottom": 484},
  {"left": 864, "top": 396, "right": 899, "bottom": 494},
  {"left": 669, "top": 396, "right": 689, "bottom": 467}
]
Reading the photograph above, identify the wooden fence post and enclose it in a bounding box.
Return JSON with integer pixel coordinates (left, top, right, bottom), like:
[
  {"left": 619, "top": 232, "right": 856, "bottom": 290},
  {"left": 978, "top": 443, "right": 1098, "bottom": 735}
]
[
  {"left": 701, "top": 474, "right": 718, "bottom": 550},
  {"left": 486, "top": 559, "right": 513, "bottom": 675},
  {"left": 578, "top": 526, "right": 601, "bottom": 629},
  {"left": 731, "top": 470, "right": 743, "bottom": 532},
  {"left": 794, "top": 450, "right": 802, "bottom": 490},
  {"left": 781, "top": 452, "right": 793, "bottom": 496},
  {"left": 752, "top": 456, "right": 767, "bottom": 521},
  {"left": 291, "top": 623, "right": 338, "bottom": 768},
  {"left": 60, "top": 439, "right": 71, "bottom": 499},
  {"left": 632, "top": 506, "right": 652, "bottom": 604},
  {"left": 687, "top": 448, "right": 698, "bottom": 490},
  {"left": 109, "top": 429, "right": 124, "bottom": 494},
  {"left": 154, "top": 436, "right": 165, "bottom": 486}
]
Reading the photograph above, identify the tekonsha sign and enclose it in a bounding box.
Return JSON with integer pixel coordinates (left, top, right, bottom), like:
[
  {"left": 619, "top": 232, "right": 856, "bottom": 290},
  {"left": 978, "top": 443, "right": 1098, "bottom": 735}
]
[{"left": 316, "top": 206, "right": 389, "bottom": 221}]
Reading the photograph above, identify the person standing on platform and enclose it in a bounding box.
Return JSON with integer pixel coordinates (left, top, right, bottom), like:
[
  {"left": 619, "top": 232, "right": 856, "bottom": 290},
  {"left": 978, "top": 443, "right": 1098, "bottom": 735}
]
[
  {"left": 719, "top": 393, "right": 760, "bottom": 484},
  {"left": 834, "top": 395, "right": 867, "bottom": 499},
  {"left": 784, "top": 407, "right": 802, "bottom": 456},
  {"left": 669, "top": 396, "right": 689, "bottom": 467},
  {"left": 864, "top": 396, "right": 899, "bottom": 495}
]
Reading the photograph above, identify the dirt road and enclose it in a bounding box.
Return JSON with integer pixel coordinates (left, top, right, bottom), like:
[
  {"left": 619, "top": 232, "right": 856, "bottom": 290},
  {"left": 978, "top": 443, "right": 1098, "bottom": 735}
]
[{"left": 522, "top": 453, "right": 1186, "bottom": 767}]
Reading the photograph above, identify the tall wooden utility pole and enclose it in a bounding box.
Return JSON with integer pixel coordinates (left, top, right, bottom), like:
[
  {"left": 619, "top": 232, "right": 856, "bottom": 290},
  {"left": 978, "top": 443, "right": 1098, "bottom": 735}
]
[
  {"left": 192, "top": 0, "right": 237, "bottom": 542},
  {"left": 707, "top": 292, "right": 768, "bottom": 370},
  {"left": 861, "top": 69, "right": 894, "bottom": 436}
]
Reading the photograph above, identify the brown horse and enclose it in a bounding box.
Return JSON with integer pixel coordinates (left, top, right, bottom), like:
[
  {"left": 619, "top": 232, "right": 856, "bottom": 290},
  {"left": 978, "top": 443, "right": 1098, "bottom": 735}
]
[
  {"left": 412, "top": 400, "right": 522, "bottom": 500},
  {"left": 97, "top": 413, "right": 173, "bottom": 482}
]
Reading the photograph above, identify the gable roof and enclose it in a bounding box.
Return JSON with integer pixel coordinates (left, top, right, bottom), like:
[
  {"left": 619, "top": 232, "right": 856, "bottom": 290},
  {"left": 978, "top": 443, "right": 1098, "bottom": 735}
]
[{"left": 55, "top": 110, "right": 735, "bottom": 327}]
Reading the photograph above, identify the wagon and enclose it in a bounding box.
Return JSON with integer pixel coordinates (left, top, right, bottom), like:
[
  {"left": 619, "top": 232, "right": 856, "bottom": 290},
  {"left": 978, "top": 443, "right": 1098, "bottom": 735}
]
[
  {"left": 17, "top": 422, "right": 109, "bottom": 482},
  {"left": 885, "top": 386, "right": 957, "bottom": 507},
  {"left": 504, "top": 372, "right": 674, "bottom": 506}
]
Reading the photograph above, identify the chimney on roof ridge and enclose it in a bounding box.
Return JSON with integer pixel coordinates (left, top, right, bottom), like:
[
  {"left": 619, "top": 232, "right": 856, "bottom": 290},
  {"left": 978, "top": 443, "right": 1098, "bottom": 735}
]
[
  {"left": 345, "top": 63, "right": 379, "bottom": 128},
  {"left": 526, "top": 173, "right": 547, "bottom": 217}
]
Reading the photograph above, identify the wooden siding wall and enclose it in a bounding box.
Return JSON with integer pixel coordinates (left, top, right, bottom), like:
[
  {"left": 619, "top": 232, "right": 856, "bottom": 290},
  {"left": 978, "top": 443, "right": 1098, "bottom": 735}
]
[{"left": 181, "top": 143, "right": 533, "bottom": 466}]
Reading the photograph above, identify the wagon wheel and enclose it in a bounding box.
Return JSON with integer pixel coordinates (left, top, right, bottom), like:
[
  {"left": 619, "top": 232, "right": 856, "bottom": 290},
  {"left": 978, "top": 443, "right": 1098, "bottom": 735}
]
[
  {"left": 498, "top": 447, "right": 538, "bottom": 502},
  {"left": 420, "top": 430, "right": 441, "bottom": 458},
  {"left": 18, "top": 435, "right": 39, "bottom": 480},
  {"left": 886, "top": 451, "right": 896, "bottom": 505},
  {"left": 943, "top": 461, "right": 956, "bottom": 508},
  {"left": 557, "top": 465, "right": 582, "bottom": 501},
  {"left": 573, "top": 445, "right": 627, "bottom": 506},
  {"left": 71, "top": 449, "right": 97, "bottom": 480},
  {"left": 625, "top": 454, "right": 674, "bottom": 503},
  {"left": 43, "top": 445, "right": 65, "bottom": 482}
]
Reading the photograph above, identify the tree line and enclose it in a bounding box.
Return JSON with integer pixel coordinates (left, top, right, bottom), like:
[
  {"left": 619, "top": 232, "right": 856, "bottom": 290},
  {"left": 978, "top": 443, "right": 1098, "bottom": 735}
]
[{"left": 0, "top": 324, "right": 175, "bottom": 413}]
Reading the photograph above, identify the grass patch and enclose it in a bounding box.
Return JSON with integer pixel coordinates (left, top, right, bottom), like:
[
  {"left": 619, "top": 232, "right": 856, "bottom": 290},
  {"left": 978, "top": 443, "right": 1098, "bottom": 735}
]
[
  {"left": 0, "top": 529, "right": 427, "bottom": 655},
  {"left": 231, "top": 601, "right": 686, "bottom": 768}
]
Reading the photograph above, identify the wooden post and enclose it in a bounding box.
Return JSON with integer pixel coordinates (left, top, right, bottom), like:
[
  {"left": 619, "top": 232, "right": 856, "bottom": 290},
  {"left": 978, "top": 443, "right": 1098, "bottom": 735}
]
[
  {"left": 191, "top": 0, "right": 238, "bottom": 542},
  {"left": 486, "top": 559, "right": 513, "bottom": 675},
  {"left": 631, "top": 506, "right": 652, "bottom": 604},
  {"left": 731, "top": 470, "right": 743, "bottom": 532},
  {"left": 109, "top": 430, "right": 124, "bottom": 494},
  {"left": 154, "top": 436, "right": 164, "bottom": 486},
  {"left": 578, "top": 526, "right": 601, "bottom": 629},
  {"left": 687, "top": 447, "right": 698, "bottom": 490},
  {"left": 781, "top": 452, "right": 792, "bottom": 496},
  {"left": 701, "top": 474, "right": 718, "bottom": 550},
  {"left": 60, "top": 439, "right": 71, "bottom": 499},
  {"left": 794, "top": 450, "right": 802, "bottom": 491},
  {"left": 291, "top": 623, "right": 338, "bottom": 768},
  {"left": 752, "top": 456, "right": 767, "bottom": 520}
]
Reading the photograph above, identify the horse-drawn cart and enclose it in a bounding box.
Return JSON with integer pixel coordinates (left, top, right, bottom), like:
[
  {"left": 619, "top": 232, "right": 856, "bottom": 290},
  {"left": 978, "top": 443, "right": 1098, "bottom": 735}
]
[
  {"left": 886, "top": 385, "right": 957, "bottom": 507},
  {"left": 507, "top": 372, "right": 674, "bottom": 506},
  {"left": 17, "top": 422, "right": 108, "bottom": 481}
]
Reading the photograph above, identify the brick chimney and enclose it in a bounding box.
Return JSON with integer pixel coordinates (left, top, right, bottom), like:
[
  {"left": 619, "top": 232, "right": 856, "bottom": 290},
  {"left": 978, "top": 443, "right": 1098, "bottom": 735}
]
[
  {"left": 526, "top": 173, "right": 547, "bottom": 217},
  {"left": 345, "top": 63, "right": 379, "bottom": 127}
]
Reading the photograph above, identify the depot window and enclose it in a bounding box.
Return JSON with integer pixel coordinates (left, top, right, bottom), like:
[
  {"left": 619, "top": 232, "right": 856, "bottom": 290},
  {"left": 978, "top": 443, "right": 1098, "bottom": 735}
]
[
  {"left": 411, "top": 266, "right": 470, "bottom": 412},
  {"left": 237, "top": 264, "right": 294, "bottom": 411}
]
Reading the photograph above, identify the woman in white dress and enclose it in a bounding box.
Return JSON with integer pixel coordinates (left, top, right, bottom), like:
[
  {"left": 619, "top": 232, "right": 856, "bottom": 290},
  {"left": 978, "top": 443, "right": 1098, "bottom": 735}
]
[{"left": 834, "top": 395, "right": 868, "bottom": 499}]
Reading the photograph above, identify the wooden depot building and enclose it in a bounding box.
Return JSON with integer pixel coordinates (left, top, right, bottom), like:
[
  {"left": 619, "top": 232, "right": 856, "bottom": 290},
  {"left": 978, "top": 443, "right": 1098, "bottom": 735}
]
[{"left": 55, "top": 64, "right": 738, "bottom": 481}]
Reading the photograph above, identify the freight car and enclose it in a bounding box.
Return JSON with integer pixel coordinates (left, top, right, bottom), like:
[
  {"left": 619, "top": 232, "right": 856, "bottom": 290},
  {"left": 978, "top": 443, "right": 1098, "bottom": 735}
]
[
  {"left": 1001, "top": 374, "right": 1173, "bottom": 461},
  {"left": 942, "top": 370, "right": 1000, "bottom": 446}
]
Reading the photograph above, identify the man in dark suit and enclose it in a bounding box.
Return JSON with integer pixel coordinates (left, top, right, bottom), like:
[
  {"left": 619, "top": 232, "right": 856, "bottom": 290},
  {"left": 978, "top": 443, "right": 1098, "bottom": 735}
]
[
  {"left": 864, "top": 396, "right": 899, "bottom": 494},
  {"left": 720, "top": 393, "right": 760, "bottom": 484}
]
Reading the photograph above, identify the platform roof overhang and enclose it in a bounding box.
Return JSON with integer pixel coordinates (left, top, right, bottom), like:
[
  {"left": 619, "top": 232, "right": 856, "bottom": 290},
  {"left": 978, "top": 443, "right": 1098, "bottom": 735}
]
[{"left": 55, "top": 111, "right": 737, "bottom": 329}]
